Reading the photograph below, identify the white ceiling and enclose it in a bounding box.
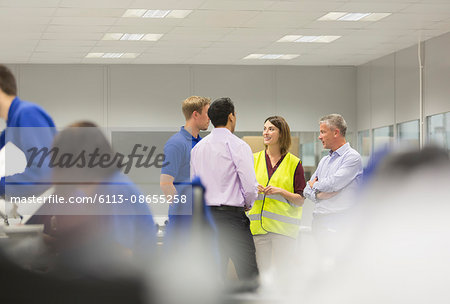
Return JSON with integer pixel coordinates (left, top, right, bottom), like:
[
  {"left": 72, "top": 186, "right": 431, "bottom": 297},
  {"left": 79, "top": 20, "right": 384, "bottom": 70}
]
[{"left": 0, "top": 0, "right": 449, "bottom": 66}]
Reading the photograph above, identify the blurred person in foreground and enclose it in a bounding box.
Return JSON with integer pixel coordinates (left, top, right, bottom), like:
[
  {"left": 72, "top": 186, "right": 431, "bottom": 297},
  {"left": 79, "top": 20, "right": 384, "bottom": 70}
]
[
  {"left": 190, "top": 97, "right": 259, "bottom": 285},
  {"left": 4, "top": 121, "right": 156, "bottom": 304},
  {"left": 46, "top": 121, "right": 156, "bottom": 275},
  {"left": 301, "top": 146, "right": 450, "bottom": 304},
  {"left": 303, "top": 114, "right": 362, "bottom": 259},
  {"left": 248, "top": 116, "right": 306, "bottom": 280}
]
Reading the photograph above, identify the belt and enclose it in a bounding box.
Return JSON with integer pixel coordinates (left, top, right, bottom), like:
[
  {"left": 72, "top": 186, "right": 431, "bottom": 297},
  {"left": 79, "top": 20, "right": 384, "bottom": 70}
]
[{"left": 209, "top": 205, "right": 245, "bottom": 212}]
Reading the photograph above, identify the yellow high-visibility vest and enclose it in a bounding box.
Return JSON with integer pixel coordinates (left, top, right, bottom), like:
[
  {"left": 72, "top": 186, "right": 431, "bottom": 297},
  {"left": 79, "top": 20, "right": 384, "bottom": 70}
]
[{"left": 248, "top": 150, "right": 302, "bottom": 239}]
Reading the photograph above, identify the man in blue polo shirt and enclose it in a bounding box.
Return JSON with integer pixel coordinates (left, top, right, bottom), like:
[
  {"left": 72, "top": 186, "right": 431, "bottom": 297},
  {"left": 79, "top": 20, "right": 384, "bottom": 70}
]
[
  {"left": 160, "top": 96, "right": 211, "bottom": 229},
  {"left": 0, "top": 64, "right": 56, "bottom": 198}
]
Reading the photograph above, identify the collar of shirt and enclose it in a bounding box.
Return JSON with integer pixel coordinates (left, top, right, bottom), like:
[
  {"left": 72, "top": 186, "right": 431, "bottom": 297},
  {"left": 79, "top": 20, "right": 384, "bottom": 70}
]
[
  {"left": 330, "top": 142, "right": 350, "bottom": 157},
  {"left": 180, "top": 126, "right": 202, "bottom": 147},
  {"left": 211, "top": 127, "right": 232, "bottom": 136},
  {"left": 7, "top": 97, "right": 20, "bottom": 124}
]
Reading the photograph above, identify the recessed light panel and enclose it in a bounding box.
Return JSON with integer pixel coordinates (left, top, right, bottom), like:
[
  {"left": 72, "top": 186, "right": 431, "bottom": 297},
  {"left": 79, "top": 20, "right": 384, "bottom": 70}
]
[
  {"left": 277, "top": 35, "right": 341, "bottom": 43},
  {"left": 102, "top": 33, "right": 163, "bottom": 41},
  {"left": 120, "top": 33, "right": 145, "bottom": 41},
  {"left": 102, "top": 33, "right": 124, "bottom": 41},
  {"left": 102, "top": 53, "right": 124, "bottom": 58},
  {"left": 122, "top": 9, "right": 192, "bottom": 19},
  {"left": 142, "top": 34, "right": 164, "bottom": 41},
  {"left": 143, "top": 10, "right": 170, "bottom": 18},
  {"left": 85, "top": 53, "right": 140, "bottom": 59},
  {"left": 318, "top": 12, "right": 391, "bottom": 21},
  {"left": 243, "top": 54, "right": 299, "bottom": 60}
]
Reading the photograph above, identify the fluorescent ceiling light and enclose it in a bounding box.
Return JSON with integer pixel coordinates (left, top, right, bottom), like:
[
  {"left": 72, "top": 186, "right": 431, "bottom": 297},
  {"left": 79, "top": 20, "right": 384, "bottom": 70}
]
[
  {"left": 122, "top": 9, "right": 192, "bottom": 19},
  {"left": 142, "top": 34, "right": 164, "bottom": 41},
  {"left": 363, "top": 13, "right": 392, "bottom": 21},
  {"left": 102, "top": 53, "right": 124, "bottom": 58},
  {"left": 261, "top": 54, "right": 283, "bottom": 59},
  {"left": 120, "top": 33, "right": 145, "bottom": 41},
  {"left": 279, "top": 54, "right": 300, "bottom": 60},
  {"left": 120, "top": 53, "right": 140, "bottom": 58},
  {"left": 143, "top": 10, "right": 170, "bottom": 18},
  {"left": 338, "top": 13, "right": 370, "bottom": 21},
  {"left": 166, "top": 10, "right": 192, "bottom": 18},
  {"left": 85, "top": 53, "right": 104, "bottom": 58},
  {"left": 296, "top": 36, "right": 321, "bottom": 42},
  {"left": 318, "top": 12, "right": 391, "bottom": 21},
  {"left": 278, "top": 35, "right": 341, "bottom": 43},
  {"left": 122, "top": 9, "right": 147, "bottom": 17},
  {"left": 102, "top": 33, "right": 124, "bottom": 40},
  {"left": 243, "top": 54, "right": 264, "bottom": 59},
  {"left": 85, "top": 53, "right": 140, "bottom": 59},
  {"left": 318, "top": 12, "right": 347, "bottom": 21},
  {"left": 102, "top": 33, "right": 163, "bottom": 41},
  {"left": 243, "top": 54, "right": 299, "bottom": 60}
]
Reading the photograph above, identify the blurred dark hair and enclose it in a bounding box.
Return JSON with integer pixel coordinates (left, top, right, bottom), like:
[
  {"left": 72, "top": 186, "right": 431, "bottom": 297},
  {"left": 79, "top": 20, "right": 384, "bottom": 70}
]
[
  {"left": 376, "top": 146, "right": 450, "bottom": 177},
  {"left": 51, "top": 121, "right": 117, "bottom": 184}
]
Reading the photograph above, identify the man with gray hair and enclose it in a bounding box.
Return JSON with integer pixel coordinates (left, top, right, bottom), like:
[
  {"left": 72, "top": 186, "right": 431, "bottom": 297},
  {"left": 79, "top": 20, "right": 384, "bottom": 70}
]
[{"left": 303, "top": 114, "right": 362, "bottom": 255}]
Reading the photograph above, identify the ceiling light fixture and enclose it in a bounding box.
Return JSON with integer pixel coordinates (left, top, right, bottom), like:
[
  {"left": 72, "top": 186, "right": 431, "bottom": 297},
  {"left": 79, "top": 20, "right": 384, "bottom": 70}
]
[
  {"left": 102, "top": 33, "right": 163, "bottom": 41},
  {"left": 85, "top": 53, "right": 140, "bottom": 59},
  {"left": 122, "top": 9, "right": 192, "bottom": 18},
  {"left": 318, "top": 12, "right": 391, "bottom": 21},
  {"left": 102, "top": 53, "right": 124, "bottom": 58},
  {"left": 278, "top": 35, "right": 341, "bottom": 43},
  {"left": 243, "top": 54, "right": 299, "bottom": 60}
]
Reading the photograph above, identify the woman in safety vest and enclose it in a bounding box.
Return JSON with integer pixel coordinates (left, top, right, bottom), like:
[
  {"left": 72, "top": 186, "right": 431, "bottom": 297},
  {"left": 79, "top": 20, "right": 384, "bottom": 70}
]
[{"left": 248, "top": 116, "right": 306, "bottom": 278}]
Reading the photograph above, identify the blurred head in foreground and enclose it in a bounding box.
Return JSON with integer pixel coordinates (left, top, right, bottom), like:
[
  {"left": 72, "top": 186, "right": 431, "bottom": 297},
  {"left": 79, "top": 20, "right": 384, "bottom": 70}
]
[{"left": 300, "top": 146, "right": 450, "bottom": 304}]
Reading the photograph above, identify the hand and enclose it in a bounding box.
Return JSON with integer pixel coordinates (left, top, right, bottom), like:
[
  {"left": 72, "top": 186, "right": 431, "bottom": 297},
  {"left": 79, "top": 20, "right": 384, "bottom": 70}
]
[
  {"left": 244, "top": 205, "right": 251, "bottom": 212},
  {"left": 263, "top": 185, "right": 284, "bottom": 195},
  {"left": 308, "top": 177, "right": 318, "bottom": 188},
  {"left": 257, "top": 184, "right": 266, "bottom": 193}
]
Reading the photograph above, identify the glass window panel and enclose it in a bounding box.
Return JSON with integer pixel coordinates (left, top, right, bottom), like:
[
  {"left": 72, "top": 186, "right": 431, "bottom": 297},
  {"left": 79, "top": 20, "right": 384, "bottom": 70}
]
[
  {"left": 358, "top": 130, "right": 371, "bottom": 166},
  {"left": 427, "top": 111, "right": 450, "bottom": 152},
  {"left": 300, "top": 142, "right": 315, "bottom": 167},
  {"left": 373, "top": 125, "right": 394, "bottom": 152},
  {"left": 397, "top": 120, "right": 419, "bottom": 148}
]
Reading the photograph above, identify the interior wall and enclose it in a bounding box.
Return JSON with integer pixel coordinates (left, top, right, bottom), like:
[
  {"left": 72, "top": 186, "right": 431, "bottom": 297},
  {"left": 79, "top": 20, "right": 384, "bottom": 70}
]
[
  {"left": 356, "top": 32, "right": 450, "bottom": 132},
  {"left": 6, "top": 63, "right": 356, "bottom": 132}
]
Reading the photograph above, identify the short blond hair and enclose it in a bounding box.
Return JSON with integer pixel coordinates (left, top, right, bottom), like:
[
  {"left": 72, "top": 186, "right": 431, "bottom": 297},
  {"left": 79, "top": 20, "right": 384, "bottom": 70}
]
[{"left": 182, "top": 96, "right": 211, "bottom": 120}]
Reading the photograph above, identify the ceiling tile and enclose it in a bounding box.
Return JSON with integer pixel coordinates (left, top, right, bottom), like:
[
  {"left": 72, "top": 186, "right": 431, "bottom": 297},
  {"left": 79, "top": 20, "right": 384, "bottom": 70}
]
[
  {"left": 244, "top": 11, "right": 321, "bottom": 28},
  {"left": 45, "top": 25, "right": 111, "bottom": 32},
  {"left": 42, "top": 32, "right": 104, "bottom": 40},
  {"left": 267, "top": 1, "right": 345, "bottom": 12},
  {"left": 130, "top": 0, "right": 205, "bottom": 10},
  {"left": 50, "top": 16, "right": 117, "bottom": 26},
  {"left": 58, "top": 0, "right": 134, "bottom": 8},
  {"left": 54, "top": 7, "right": 124, "bottom": 17},
  {"left": 181, "top": 10, "right": 259, "bottom": 27},
  {"left": 199, "top": 0, "right": 274, "bottom": 10}
]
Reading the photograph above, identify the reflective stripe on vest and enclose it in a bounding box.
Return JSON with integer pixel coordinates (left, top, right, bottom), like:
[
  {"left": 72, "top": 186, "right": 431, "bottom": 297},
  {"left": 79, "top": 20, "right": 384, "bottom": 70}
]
[
  {"left": 249, "top": 151, "right": 303, "bottom": 238},
  {"left": 248, "top": 210, "right": 301, "bottom": 226},
  {"left": 256, "top": 193, "right": 297, "bottom": 207}
]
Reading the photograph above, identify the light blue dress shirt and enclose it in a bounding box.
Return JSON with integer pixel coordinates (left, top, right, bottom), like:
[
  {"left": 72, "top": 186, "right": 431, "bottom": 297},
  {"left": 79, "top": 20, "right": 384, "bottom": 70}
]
[{"left": 304, "top": 142, "right": 362, "bottom": 214}]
